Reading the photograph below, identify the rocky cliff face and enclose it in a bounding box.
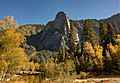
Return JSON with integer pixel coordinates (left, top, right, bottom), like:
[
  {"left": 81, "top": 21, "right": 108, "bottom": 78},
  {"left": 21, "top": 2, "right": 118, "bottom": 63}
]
[
  {"left": 26, "top": 11, "right": 80, "bottom": 51},
  {"left": 23, "top": 12, "right": 120, "bottom": 52}
]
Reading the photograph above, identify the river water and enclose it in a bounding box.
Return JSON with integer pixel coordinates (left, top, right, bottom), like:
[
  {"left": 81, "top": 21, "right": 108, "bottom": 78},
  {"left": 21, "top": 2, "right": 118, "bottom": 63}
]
[{"left": 6, "top": 75, "right": 44, "bottom": 83}]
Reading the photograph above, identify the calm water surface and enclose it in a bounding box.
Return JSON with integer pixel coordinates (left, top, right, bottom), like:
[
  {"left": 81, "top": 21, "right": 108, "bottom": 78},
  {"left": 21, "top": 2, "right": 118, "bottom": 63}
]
[{"left": 6, "top": 75, "right": 44, "bottom": 83}]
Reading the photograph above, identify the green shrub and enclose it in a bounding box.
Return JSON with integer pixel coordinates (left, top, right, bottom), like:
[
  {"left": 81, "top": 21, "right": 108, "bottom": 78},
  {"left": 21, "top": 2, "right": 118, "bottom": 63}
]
[{"left": 40, "top": 58, "right": 76, "bottom": 78}]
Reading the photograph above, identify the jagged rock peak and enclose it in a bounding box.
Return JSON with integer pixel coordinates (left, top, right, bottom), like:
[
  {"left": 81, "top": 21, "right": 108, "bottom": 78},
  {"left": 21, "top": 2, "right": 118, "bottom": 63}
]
[
  {"left": 54, "top": 11, "right": 70, "bottom": 31},
  {"left": 55, "top": 11, "right": 67, "bottom": 19}
]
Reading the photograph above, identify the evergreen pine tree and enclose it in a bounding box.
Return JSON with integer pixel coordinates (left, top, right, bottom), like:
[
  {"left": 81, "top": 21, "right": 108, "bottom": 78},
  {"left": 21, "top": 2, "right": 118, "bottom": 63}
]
[
  {"left": 99, "top": 22, "right": 116, "bottom": 56},
  {"left": 82, "top": 20, "right": 98, "bottom": 44},
  {"left": 68, "top": 22, "right": 79, "bottom": 52}
]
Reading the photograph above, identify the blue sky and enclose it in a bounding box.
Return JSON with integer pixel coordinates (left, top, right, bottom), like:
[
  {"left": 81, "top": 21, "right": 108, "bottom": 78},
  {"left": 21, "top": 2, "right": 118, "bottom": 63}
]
[{"left": 0, "top": 0, "right": 119, "bottom": 25}]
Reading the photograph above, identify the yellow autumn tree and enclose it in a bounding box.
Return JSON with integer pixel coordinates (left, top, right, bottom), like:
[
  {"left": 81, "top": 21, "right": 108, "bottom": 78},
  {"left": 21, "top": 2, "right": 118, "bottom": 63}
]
[
  {"left": 93, "top": 44, "right": 104, "bottom": 73},
  {"left": 106, "top": 34, "right": 120, "bottom": 73},
  {"left": 0, "top": 16, "right": 28, "bottom": 81},
  {"left": 107, "top": 34, "right": 120, "bottom": 60},
  {"left": 80, "top": 41, "right": 103, "bottom": 72}
]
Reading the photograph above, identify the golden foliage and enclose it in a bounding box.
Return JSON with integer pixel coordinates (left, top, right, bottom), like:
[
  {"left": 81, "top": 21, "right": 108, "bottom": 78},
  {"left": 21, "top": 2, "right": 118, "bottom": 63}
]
[
  {"left": 24, "top": 61, "right": 40, "bottom": 71},
  {"left": 0, "top": 20, "right": 5, "bottom": 25},
  {"left": 0, "top": 17, "right": 27, "bottom": 81},
  {"left": 0, "top": 28, "right": 28, "bottom": 73},
  {"left": 0, "top": 16, "right": 18, "bottom": 30},
  {"left": 115, "top": 34, "right": 120, "bottom": 45},
  {"left": 83, "top": 41, "right": 103, "bottom": 58},
  {"left": 0, "top": 28, "right": 25, "bottom": 54},
  {"left": 82, "top": 41, "right": 104, "bottom": 71},
  {"left": 83, "top": 41, "right": 95, "bottom": 57},
  {"left": 94, "top": 44, "right": 103, "bottom": 59},
  {"left": 107, "top": 43, "right": 120, "bottom": 59},
  {"left": 108, "top": 34, "right": 120, "bottom": 58}
]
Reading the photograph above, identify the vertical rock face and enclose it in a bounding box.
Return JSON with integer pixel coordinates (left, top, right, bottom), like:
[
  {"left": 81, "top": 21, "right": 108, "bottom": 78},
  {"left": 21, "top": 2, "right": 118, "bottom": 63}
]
[
  {"left": 27, "top": 11, "right": 79, "bottom": 51},
  {"left": 53, "top": 11, "right": 71, "bottom": 50},
  {"left": 53, "top": 11, "right": 70, "bottom": 35}
]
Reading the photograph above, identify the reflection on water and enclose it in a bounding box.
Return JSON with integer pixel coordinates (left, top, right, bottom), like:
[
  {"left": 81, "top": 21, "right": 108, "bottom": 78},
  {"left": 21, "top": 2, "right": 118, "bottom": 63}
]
[{"left": 6, "top": 75, "right": 44, "bottom": 83}]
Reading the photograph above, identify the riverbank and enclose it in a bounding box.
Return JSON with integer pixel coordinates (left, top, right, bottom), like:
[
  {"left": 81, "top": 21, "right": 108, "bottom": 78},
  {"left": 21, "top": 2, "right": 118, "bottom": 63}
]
[
  {"left": 0, "top": 71, "right": 44, "bottom": 83},
  {"left": 2, "top": 71, "right": 120, "bottom": 83},
  {"left": 5, "top": 74, "right": 120, "bottom": 83}
]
